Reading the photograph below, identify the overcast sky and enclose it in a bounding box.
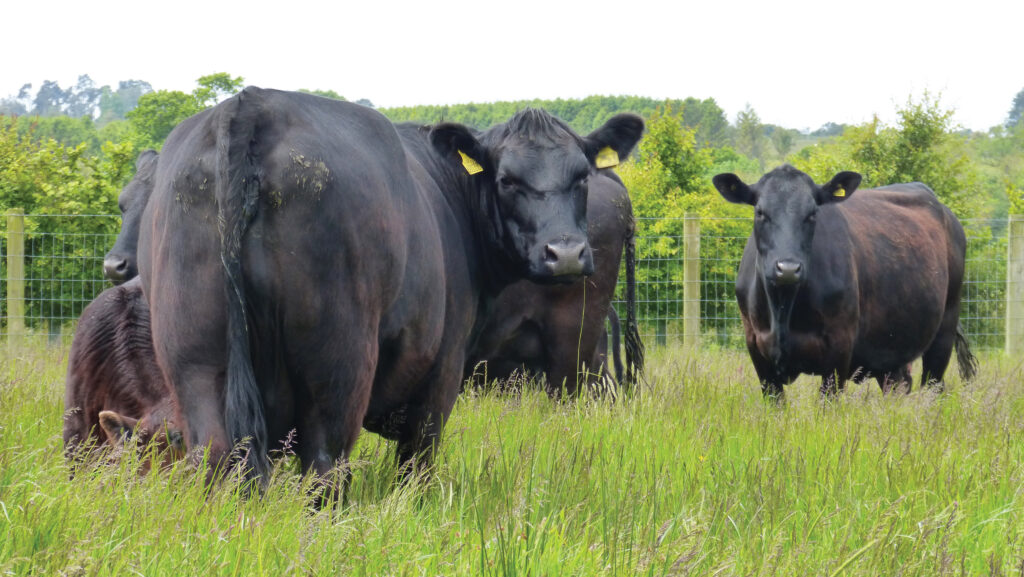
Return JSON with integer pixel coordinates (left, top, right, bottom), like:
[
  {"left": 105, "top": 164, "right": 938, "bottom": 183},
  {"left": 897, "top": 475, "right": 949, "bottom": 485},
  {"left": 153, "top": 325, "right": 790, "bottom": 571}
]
[{"left": 4, "top": 0, "right": 1020, "bottom": 132}]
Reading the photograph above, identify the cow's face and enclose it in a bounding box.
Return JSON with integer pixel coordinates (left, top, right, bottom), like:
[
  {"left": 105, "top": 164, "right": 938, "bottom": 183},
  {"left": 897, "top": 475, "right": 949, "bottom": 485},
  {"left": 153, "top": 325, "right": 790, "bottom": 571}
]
[
  {"left": 715, "top": 165, "right": 861, "bottom": 287},
  {"left": 431, "top": 110, "right": 644, "bottom": 284},
  {"left": 714, "top": 165, "right": 861, "bottom": 336},
  {"left": 104, "top": 150, "right": 158, "bottom": 284},
  {"left": 99, "top": 406, "right": 185, "bottom": 472}
]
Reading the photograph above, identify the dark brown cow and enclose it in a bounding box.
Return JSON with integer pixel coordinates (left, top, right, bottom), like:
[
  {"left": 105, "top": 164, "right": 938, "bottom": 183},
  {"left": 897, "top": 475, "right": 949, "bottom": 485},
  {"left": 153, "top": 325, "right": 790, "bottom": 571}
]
[
  {"left": 466, "top": 169, "right": 644, "bottom": 395},
  {"left": 63, "top": 277, "right": 183, "bottom": 467},
  {"left": 137, "top": 87, "right": 644, "bottom": 486},
  {"left": 714, "top": 165, "right": 977, "bottom": 398}
]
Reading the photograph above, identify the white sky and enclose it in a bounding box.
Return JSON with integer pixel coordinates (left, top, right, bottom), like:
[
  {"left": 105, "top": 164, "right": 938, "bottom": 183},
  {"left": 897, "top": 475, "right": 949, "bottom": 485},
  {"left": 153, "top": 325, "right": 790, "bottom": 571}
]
[{"left": 4, "top": 0, "right": 1020, "bottom": 132}]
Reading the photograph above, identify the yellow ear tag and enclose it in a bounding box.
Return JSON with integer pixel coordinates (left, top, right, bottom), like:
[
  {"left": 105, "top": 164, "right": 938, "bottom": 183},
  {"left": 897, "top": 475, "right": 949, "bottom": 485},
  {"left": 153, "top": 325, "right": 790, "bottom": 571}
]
[
  {"left": 595, "top": 146, "right": 619, "bottom": 169},
  {"left": 834, "top": 186, "right": 846, "bottom": 197},
  {"left": 458, "top": 150, "right": 483, "bottom": 175}
]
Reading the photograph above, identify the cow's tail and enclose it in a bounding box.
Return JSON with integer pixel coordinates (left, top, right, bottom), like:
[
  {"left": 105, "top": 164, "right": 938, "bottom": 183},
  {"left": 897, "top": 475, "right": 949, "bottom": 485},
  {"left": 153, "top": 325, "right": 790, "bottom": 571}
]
[
  {"left": 607, "top": 306, "right": 624, "bottom": 385},
  {"left": 955, "top": 322, "right": 979, "bottom": 383},
  {"left": 623, "top": 215, "right": 645, "bottom": 391},
  {"left": 216, "top": 88, "right": 270, "bottom": 482}
]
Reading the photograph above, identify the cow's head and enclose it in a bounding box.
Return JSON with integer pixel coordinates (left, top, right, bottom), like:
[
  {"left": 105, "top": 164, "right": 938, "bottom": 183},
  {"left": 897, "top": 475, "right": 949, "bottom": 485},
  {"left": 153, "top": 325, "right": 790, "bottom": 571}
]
[
  {"left": 714, "top": 165, "right": 861, "bottom": 346},
  {"left": 430, "top": 109, "right": 644, "bottom": 285},
  {"left": 99, "top": 404, "right": 184, "bottom": 472},
  {"left": 104, "top": 150, "right": 158, "bottom": 284}
]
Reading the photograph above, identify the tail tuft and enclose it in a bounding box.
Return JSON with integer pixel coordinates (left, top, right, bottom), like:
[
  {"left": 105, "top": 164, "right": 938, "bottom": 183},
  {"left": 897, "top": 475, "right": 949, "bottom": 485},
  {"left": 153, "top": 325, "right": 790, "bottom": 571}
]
[
  {"left": 623, "top": 219, "right": 646, "bottom": 391},
  {"left": 955, "top": 322, "right": 979, "bottom": 383}
]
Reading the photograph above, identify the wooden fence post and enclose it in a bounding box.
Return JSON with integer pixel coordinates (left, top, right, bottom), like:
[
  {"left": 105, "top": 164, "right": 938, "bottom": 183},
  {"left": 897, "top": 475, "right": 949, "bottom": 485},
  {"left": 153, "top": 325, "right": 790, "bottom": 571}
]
[
  {"left": 6, "top": 209, "right": 25, "bottom": 343},
  {"left": 1008, "top": 214, "right": 1024, "bottom": 357},
  {"left": 683, "top": 213, "right": 700, "bottom": 347}
]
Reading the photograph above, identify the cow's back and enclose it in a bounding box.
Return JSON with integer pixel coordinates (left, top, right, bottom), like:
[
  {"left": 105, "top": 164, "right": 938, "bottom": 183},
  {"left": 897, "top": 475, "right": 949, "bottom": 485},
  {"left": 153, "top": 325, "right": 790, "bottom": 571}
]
[{"left": 838, "top": 185, "right": 960, "bottom": 368}]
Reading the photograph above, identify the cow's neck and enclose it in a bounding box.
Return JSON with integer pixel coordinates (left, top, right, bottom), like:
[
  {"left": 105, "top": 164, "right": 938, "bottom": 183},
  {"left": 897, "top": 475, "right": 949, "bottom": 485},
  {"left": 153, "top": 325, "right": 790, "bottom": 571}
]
[{"left": 754, "top": 254, "right": 800, "bottom": 368}]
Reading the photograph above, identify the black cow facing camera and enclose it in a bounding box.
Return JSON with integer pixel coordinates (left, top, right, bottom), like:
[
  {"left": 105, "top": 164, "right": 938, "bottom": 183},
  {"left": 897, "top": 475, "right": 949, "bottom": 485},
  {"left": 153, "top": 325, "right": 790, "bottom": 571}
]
[{"left": 714, "top": 164, "right": 977, "bottom": 399}]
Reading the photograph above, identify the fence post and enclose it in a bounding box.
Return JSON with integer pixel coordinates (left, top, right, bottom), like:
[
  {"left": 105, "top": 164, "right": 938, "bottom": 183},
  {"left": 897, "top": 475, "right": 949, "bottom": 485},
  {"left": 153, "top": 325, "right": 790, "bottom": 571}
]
[
  {"left": 683, "top": 213, "right": 700, "bottom": 347},
  {"left": 6, "top": 209, "right": 25, "bottom": 343},
  {"left": 1008, "top": 214, "right": 1024, "bottom": 357}
]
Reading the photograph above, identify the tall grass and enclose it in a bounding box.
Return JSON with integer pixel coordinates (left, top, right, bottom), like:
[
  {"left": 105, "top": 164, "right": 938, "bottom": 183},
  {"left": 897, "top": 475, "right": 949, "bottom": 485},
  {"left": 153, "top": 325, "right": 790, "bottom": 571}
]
[{"left": 1, "top": 344, "right": 1023, "bottom": 575}]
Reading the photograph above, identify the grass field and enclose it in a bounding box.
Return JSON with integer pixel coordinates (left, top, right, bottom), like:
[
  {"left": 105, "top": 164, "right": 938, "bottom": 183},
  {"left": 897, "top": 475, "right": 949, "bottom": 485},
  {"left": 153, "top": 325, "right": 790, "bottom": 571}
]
[{"left": 1, "top": 343, "right": 1023, "bottom": 576}]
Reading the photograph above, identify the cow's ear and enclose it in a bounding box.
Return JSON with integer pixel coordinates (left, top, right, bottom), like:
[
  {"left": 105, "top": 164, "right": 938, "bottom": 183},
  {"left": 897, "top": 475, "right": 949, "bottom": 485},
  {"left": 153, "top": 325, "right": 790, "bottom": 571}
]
[
  {"left": 584, "top": 114, "right": 645, "bottom": 168},
  {"left": 98, "top": 410, "right": 137, "bottom": 444},
  {"left": 816, "top": 171, "right": 861, "bottom": 204},
  {"left": 713, "top": 173, "right": 757, "bottom": 206},
  {"left": 429, "top": 123, "right": 489, "bottom": 176},
  {"left": 136, "top": 149, "right": 159, "bottom": 172}
]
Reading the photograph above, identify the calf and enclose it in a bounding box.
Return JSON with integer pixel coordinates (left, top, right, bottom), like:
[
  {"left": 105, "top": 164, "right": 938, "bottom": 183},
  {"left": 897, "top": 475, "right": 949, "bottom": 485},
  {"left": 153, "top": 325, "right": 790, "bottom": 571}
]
[{"left": 63, "top": 277, "right": 183, "bottom": 468}]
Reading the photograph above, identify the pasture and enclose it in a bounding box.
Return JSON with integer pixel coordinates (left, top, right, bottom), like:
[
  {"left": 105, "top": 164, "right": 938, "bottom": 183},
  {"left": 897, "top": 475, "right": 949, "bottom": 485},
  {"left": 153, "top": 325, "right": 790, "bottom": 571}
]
[{"left": 2, "top": 343, "right": 1022, "bottom": 576}]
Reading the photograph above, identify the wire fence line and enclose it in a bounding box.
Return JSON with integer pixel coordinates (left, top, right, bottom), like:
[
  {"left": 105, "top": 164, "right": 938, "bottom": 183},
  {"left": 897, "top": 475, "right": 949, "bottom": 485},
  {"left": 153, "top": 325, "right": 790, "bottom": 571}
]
[{"left": 1, "top": 213, "right": 1020, "bottom": 352}]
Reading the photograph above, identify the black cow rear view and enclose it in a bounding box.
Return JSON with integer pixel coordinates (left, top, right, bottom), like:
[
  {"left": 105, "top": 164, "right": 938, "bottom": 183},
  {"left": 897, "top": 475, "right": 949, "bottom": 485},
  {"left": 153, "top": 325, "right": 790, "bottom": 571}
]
[
  {"left": 714, "top": 165, "right": 977, "bottom": 398},
  {"left": 137, "top": 87, "right": 644, "bottom": 488}
]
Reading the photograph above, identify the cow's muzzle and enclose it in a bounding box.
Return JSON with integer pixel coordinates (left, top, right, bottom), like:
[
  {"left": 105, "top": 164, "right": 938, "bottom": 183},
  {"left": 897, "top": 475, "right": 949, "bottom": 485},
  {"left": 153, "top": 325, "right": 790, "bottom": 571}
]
[
  {"left": 774, "top": 260, "right": 802, "bottom": 286},
  {"left": 543, "top": 239, "right": 593, "bottom": 278},
  {"left": 103, "top": 256, "right": 132, "bottom": 285}
]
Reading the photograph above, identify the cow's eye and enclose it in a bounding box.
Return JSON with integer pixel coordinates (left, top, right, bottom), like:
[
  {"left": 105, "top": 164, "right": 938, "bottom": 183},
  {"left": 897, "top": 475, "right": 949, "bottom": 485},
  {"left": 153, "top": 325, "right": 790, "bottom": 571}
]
[
  {"left": 806, "top": 213, "right": 817, "bottom": 223},
  {"left": 499, "top": 175, "right": 519, "bottom": 188},
  {"left": 755, "top": 208, "right": 767, "bottom": 221}
]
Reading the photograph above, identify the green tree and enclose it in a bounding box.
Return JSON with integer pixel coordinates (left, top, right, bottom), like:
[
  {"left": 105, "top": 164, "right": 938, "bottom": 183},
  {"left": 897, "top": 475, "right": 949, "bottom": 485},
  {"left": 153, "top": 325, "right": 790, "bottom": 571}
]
[
  {"left": 193, "top": 73, "right": 244, "bottom": 107},
  {"left": 127, "top": 90, "right": 201, "bottom": 151},
  {"left": 65, "top": 75, "right": 102, "bottom": 118},
  {"left": 32, "top": 80, "right": 68, "bottom": 117},
  {"left": 97, "top": 80, "right": 153, "bottom": 125},
  {"left": 793, "top": 94, "right": 984, "bottom": 219},
  {"left": 299, "top": 89, "right": 346, "bottom": 101},
  {"left": 1006, "top": 87, "right": 1024, "bottom": 129},
  {"left": 734, "top": 105, "right": 767, "bottom": 170},
  {"left": 0, "top": 119, "right": 133, "bottom": 329},
  {"left": 680, "top": 97, "right": 729, "bottom": 147},
  {"left": 126, "top": 73, "right": 244, "bottom": 150},
  {"left": 619, "top": 106, "right": 756, "bottom": 345},
  {"left": 770, "top": 127, "right": 797, "bottom": 157}
]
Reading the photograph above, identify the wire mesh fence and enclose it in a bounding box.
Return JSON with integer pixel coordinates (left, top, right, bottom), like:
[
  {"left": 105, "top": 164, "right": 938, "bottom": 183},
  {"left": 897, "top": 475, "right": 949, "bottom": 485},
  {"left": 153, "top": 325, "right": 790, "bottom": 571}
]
[
  {"left": 0, "top": 213, "right": 1017, "bottom": 351},
  {"left": 1, "top": 213, "right": 120, "bottom": 344}
]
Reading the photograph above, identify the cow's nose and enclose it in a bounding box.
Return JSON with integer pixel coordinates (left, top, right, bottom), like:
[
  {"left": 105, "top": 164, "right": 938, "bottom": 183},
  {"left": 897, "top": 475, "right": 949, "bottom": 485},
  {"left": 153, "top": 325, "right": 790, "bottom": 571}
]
[
  {"left": 774, "top": 260, "right": 802, "bottom": 285},
  {"left": 544, "top": 240, "right": 589, "bottom": 277},
  {"left": 103, "top": 257, "right": 129, "bottom": 284}
]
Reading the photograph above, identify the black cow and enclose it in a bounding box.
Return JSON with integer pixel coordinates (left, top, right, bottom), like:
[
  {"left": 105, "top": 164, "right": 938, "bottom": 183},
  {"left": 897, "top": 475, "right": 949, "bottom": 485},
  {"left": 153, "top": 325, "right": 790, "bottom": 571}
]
[
  {"left": 713, "top": 165, "right": 977, "bottom": 398},
  {"left": 104, "top": 150, "right": 158, "bottom": 285},
  {"left": 466, "top": 169, "right": 644, "bottom": 395},
  {"left": 137, "top": 87, "right": 644, "bottom": 485},
  {"left": 63, "top": 277, "right": 183, "bottom": 469}
]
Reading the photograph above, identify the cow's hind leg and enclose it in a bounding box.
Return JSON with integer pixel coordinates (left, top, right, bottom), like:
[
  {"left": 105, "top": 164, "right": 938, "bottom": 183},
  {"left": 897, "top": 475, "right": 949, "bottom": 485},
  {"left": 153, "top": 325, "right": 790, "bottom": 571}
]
[
  {"left": 920, "top": 310, "right": 959, "bottom": 391},
  {"left": 288, "top": 327, "right": 378, "bottom": 505}
]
